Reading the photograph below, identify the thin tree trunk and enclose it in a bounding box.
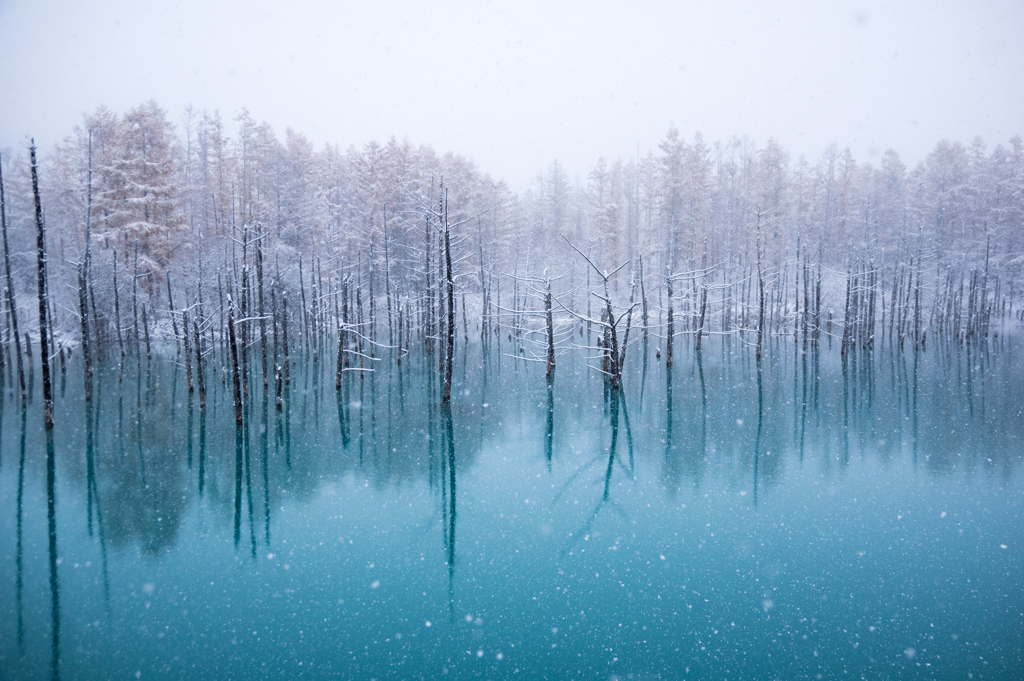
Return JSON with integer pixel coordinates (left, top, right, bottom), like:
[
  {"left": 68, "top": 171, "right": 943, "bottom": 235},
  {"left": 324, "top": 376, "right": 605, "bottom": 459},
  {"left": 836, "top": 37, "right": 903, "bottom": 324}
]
[
  {"left": 545, "top": 280, "right": 555, "bottom": 379},
  {"left": 336, "top": 277, "right": 347, "bottom": 391},
  {"left": 167, "top": 273, "right": 178, "bottom": 340},
  {"left": 78, "top": 263, "right": 92, "bottom": 402},
  {"left": 443, "top": 191, "right": 455, "bottom": 403},
  {"left": 228, "top": 301, "right": 243, "bottom": 426},
  {"left": 132, "top": 242, "right": 140, "bottom": 362},
  {"left": 666, "top": 271, "right": 674, "bottom": 368},
  {"left": 113, "top": 250, "right": 125, "bottom": 360},
  {"left": 183, "top": 308, "right": 193, "bottom": 392},
  {"left": 281, "top": 291, "right": 291, "bottom": 385},
  {"left": 695, "top": 237, "right": 708, "bottom": 353},
  {"left": 298, "top": 258, "right": 308, "bottom": 354},
  {"left": 639, "top": 254, "right": 648, "bottom": 343},
  {"left": 257, "top": 230, "right": 267, "bottom": 388},
  {"left": 755, "top": 211, "right": 765, "bottom": 361},
  {"left": 194, "top": 316, "right": 206, "bottom": 410},
  {"left": 141, "top": 304, "right": 151, "bottom": 360},
  {"left": 0, "top": 149, "right": 26, "bottom": 398},
  {"left": 32, "top": 142, "right": 54, "bottom": 427},
  {"left": 385, "top": 206, "right": 394, "bottom": 347}
]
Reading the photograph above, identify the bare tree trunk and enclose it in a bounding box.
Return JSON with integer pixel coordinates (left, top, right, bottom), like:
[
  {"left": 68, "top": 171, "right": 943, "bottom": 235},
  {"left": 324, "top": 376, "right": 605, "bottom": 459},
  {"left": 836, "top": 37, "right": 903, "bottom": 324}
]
[
  {"left": 619, "top": 276, "right": 636, "bottom": 373},
  {"left": 31, "top": 142, "right": 54, "bottom": 428},
  {"left": 336, "top": 276, "right": 347, "bottom": 391},
  {"left": 270, "top": 280, "right": 279, "bottom": 375},
  {"left": 141, "top": 304, "right": 151, "bottom": 361},
  {"left": 443, "top": 190, "right": 455, "bottom": 403},
  {"left": 666, "top": 271, "right": 674, "bottom": 368},
  {"left": 193, "top": 316, "right": 206, "bottom": 410},
  {"left": 478, "top": 216, "right": 487, "bottom": 342},
  {"left": 0, "top": 149, "right": 26, "bottom": 398},
  {"left": 545, "top": 279, "right": 555, "bottom": 379},
  {"left": 113, "top": 250, "right": 125, "bottom": 360},
  {"left": 639, "top": 254, "right": 648, "bottom": 344},
  {"left": 841, "top": 255, "right": 852, "bottom": 356},
  {"left": 167, "top": 273, "right": 178, "bottom": 341},
  {"left": 298, "top": 257, "right": 308, "bottom": 355},
  {"left": 755, "top": 211, "right": 765, "bottom": 361},
  {"left": 80, "top": 133, "right": 95, "bottom": 396},
  {"left": 385, "top": 206, "right": 394, "bottom": 347},
  {"left": 695, "top": 237, "right": 708, "bottom": 353},
  {"left": 281, "top": 290, "right": 291, "bottom": 385},
  {"left": 228, "top": 301, "right": 243, "bottom": 426},
  {"left": 78, "top": 263, "right": 92, "bottom": 402},
  {"left": 257, "top": 229, "right": 267, "bottom": 388},
  {"left": 438, "top": 225, "right": 446, "bottom": 374},
  {"left": 240, "top": 247, "right": 250, "bottom": 394},
  {"left": 183, "top": 308, "right": 193, "bottom": 392},
  {"left": 132, "top": 242, "right": 140, "bottom": 365}
]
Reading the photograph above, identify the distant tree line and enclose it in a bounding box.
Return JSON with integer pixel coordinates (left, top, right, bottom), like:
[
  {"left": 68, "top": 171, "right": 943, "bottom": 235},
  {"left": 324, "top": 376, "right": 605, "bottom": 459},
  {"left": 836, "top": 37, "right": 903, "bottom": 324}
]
[{"left": 1, "top": 100, "right": 1022, "bottom": 389}]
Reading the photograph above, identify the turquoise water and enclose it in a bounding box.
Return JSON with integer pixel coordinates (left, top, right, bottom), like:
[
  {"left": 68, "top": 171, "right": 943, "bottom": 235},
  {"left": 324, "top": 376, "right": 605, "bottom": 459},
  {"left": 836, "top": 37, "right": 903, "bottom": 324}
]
[{"left": 1, "top": 337, "right": 1022, "bottom": 679}]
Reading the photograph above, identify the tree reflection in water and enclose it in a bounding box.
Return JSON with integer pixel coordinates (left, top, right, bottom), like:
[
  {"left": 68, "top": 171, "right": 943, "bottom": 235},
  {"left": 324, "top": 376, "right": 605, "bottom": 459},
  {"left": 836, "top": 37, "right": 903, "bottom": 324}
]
[{"left": 1, "top": 337, "right": 1023, "bottom": 679}]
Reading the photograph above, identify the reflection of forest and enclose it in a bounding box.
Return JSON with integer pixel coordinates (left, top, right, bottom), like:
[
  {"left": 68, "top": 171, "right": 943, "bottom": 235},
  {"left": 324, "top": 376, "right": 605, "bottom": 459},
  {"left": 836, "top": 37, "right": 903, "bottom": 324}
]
[
  {"left": 45, "top": 348, "right": 498, "bottom": 556},
  {"left": 23, "top": 335, "right": 1024, "bottom": 558}
]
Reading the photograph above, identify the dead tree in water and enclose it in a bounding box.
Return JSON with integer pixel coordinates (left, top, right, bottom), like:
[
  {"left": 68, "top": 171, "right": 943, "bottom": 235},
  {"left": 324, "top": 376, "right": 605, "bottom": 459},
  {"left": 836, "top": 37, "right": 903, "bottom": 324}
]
[
  {"left": 112, "top": 250, "right": 125, "bottom": 359},
  {"left": 79, "top": 133, "right": 96, "bottom": 400},
  {"left": 183, "top": 308, "right": 193, "bottom": 392},
  {"left": 193, "top": 316, "right": 206, "bottom": 410},
  {"left": 694, "top": 237, "right": 709, "bottom": 353},
  {"left": 564, "top": 236, "right": 635, "bottom": 390},
  {"left": 545, "top": 279, "right": 555, "bottom": 378},
  {"left": 442, "top": 189, "right": 455, "bottom": 403},
  {"left": 335, "top": 275, "right": 348, "bottom": 391},
  {"left": 384, "top": 206, "right": 395, "bottom": 347},
  {"left": 256, "top": 225, "right": 268, "bottom": 388},
  {"left": 132, "top": 242, "right": 141, "bottom": 365},
  {"left": 638, "top": 254, "right": 649, "bottom": 345},
  {"left": 755, "top": 209, "right": 767, "bottom": 361},
  {"left": 665, "top": 265, "right": 674, "bottom": 367},
  {"left": 227, "top": 298, "right": 243, "bottom": 426},
  {"left": 0, "top": 149, "right": 26, "bottom": 398},
  {"left": 78, "top": 263, "right": 92, "bottom": 402},
  {"left": 31, "top": 142, "right": 54, "bottom": 427},
  {"left": 167, "top": 274, "right": 178, "bottom": 341}
]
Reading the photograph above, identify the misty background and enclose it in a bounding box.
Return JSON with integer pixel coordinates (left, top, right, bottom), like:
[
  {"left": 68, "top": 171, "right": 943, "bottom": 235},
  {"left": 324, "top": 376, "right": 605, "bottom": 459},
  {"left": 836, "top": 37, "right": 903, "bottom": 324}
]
[{"left": 2, "top": 0, "right": 1021, "bottom": 190}]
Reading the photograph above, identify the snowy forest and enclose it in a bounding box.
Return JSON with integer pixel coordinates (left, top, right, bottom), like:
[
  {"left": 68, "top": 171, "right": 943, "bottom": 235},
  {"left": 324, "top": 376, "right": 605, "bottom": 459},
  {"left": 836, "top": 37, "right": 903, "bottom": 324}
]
[{"left": 2, "top": 100, "right": 1022, "bottom": 394}]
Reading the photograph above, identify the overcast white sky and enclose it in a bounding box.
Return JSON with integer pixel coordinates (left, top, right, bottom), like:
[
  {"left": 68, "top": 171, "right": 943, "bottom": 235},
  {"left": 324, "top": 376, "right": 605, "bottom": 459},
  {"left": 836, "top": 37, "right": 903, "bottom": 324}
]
[{"left": 1, "top": 0, "right": 1021, "bottom": 190}]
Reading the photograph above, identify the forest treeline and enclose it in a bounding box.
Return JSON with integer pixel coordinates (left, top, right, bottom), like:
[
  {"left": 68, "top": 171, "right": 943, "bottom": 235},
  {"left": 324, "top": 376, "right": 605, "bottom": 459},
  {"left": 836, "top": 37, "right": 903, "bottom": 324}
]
[{"left": 1, "top": 100, "right": 1022, "bottom": 387}]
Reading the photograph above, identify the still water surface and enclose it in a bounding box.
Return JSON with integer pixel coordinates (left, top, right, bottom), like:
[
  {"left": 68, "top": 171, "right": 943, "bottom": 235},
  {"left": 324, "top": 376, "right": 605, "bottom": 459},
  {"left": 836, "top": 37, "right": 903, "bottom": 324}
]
[{"left": 1, "top": 338, "right": 1022, "bottom": 679}]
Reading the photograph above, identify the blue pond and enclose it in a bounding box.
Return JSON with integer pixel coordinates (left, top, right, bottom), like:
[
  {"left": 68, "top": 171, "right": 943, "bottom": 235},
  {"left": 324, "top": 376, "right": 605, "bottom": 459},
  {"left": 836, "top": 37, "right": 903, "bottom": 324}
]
[{"left": 1, "top": 337, "right": 1022, "bottom": 679}]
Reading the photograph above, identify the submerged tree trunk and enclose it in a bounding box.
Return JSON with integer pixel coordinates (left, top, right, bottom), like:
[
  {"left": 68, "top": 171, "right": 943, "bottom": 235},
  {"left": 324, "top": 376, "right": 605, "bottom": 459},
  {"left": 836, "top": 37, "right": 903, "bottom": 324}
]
[
  {"left": 0, "top": 149, "right": 26, "bottom": 399},
  {"left": 443, "top": 190, "right": 455, "bottom": 403},
  {"left": 695, "top": 237, "right": 708, "bottom": 353},
  {"left": 666, "top": 271, "right": 674, "bottom": 368},
  {"left": 639, "top": 254, "right": 649, "bottom": 344},
  {"left": 183, "top": 308, "right": 193, "bottom": 393},
  {"left": 228, "top": 301, "right": 243, "bottom": 426},
  {"left": 32, "top": 142, "right": 54, "bottom": 428},
  {"left": 257, "top": 230, "right": 268, "bottom": 388},
  {"left": 385, "top": 206, "right": 394, "bottom": 348},
  {"left": 281, "top": 290, "right": 291, "bottom": 385},
  {"left": 545, "top": 279, "right": 555, "bottom": 379},
  {"left": 167, "top": 273, "right": 178, "bottom": 341},
  {"left": 106, "top": 254, "right": 122, "bottom": 363},
  {"left": 78, "top": 263, "right": 92, "bottom": 402},
  {"left": 755, "top": 211, "right": 766, "bottom": 361},
  {"left": 194, "top": 316, "right": 206, "bottom": 410}
]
